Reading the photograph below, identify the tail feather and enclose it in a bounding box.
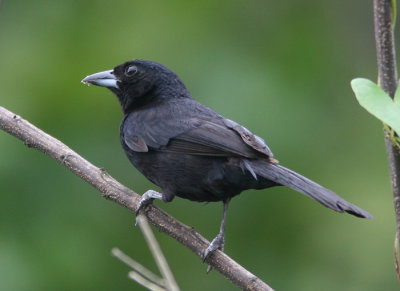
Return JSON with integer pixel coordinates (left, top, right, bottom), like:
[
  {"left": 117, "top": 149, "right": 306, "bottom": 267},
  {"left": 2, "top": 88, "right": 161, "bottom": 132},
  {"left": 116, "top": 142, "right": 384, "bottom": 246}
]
[{"left": 249, "top": 160, "right": 373, "bottom": 219}]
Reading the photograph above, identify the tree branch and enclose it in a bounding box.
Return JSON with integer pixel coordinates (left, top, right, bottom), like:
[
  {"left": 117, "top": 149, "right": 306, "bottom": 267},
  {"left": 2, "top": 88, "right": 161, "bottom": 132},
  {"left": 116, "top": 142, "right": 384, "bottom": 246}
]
[
  {"left": 373, "top": 0, "right": 400, "bottom": 281},
  {"left": 0, "top": 106, "right": 274, "bottom": 291}
]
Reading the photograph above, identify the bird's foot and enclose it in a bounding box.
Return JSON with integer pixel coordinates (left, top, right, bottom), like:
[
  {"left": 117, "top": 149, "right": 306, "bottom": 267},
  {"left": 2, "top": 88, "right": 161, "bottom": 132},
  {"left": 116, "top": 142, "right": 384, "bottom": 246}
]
[
  {"left": 203, "top": 234, "right": 225, "bottom": 260},
  {"left": 203, "top": 234, "right": 225, "bottom": 267},
  {"left": 203, "top": 233, "right": 225, "bottom": 273},
  {"left": 135, "top": 190, "right": 163, "bottom": 226}
]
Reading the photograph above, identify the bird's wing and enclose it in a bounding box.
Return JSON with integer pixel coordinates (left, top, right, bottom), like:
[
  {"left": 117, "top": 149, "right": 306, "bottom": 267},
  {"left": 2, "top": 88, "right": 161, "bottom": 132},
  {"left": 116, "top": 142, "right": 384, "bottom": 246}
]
[
  {"left": 122, "top": 104, "right": 201, "bottom": 152},
  {"left": 122, "top": 105, "right": 274, "bottom": 159},
  {"left": 166, "top": 118, "right": 274, "bottom": 159}
]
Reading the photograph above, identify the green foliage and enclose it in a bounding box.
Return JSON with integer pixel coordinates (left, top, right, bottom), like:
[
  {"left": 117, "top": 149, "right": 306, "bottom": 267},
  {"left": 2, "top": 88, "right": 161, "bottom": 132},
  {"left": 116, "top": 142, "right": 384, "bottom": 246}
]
[
  {"left": 351, "top": 78, "right": 400, "bottom": 147},
  {"left": 351, "top": 78, "right": 400, "bottom": 129},
  {"left": 392, "top": 0, "right": 397, "bottom": 28}
]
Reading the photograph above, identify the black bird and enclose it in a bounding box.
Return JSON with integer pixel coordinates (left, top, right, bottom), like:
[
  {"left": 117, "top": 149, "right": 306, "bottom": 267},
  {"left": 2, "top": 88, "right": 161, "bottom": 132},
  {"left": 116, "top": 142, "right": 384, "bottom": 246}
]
[{"left": 82, "top": 60, "right": 373, "bottom": 260}]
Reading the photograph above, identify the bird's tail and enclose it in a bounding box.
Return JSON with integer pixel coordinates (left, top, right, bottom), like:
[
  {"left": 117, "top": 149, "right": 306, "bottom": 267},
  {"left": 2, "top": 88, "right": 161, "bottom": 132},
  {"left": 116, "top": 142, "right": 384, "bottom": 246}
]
[{"left": 248, "top": 160, "right": 373, "bottom": 219}]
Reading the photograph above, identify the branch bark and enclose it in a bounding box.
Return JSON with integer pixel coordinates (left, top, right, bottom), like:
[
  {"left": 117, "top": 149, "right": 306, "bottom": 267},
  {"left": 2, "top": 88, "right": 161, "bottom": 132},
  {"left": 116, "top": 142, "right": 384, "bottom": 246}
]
[
  {"left": 0, "top": 106, "right": 274, "bottom": 291},
  {"left": 373, "top": 0, "right": 400, "bottom": 280}
]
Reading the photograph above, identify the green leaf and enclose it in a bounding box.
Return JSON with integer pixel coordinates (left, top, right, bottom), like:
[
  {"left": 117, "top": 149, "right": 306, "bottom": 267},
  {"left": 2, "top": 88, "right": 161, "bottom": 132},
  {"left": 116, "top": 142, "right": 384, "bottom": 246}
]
[
  {"left": 394, "top": 80, "right": 400, "bottom": 103},
  {"left": 392, "top": 0, "right": 397, "bottom": 28},
  {"left": 351, "top": 78, "right": 400, "bottom": 135}
]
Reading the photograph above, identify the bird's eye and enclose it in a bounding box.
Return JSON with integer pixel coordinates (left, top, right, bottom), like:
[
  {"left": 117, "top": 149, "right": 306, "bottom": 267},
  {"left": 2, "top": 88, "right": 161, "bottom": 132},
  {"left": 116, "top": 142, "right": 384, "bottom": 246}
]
[{"left": 125, "top": 65, "right": 138, "bottom": 77}]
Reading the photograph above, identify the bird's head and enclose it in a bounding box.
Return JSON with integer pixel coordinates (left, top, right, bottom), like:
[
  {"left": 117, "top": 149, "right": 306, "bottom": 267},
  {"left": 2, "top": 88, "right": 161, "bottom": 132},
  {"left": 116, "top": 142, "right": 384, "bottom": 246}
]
[{"left": 82, "top": 59, "right": 190, "bottom": 113}]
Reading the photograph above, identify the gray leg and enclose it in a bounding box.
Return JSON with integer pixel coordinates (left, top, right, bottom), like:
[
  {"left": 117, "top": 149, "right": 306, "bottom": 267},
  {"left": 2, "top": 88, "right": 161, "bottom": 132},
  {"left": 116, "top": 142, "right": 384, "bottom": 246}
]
[
  {"left": 203, "top": 198, "right": 231, "bottom": 267},
  {"left": 135, "top": 190, "right": 164, "bottom": 226},
  {"left": 136, "top": 189, "right": 163, "bottom": 214}
]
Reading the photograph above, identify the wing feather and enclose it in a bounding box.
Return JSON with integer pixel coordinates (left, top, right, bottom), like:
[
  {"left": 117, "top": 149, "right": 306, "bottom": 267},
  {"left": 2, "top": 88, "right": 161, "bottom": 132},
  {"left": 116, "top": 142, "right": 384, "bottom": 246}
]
[{"left": 121, "top": 100, "right": 274, "bottom": 160}]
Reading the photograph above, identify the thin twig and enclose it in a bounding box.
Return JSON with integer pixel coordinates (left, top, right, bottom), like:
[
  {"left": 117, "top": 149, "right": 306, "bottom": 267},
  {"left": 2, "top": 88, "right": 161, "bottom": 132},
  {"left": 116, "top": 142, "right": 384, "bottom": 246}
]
[
  {"left": 111, "top": 248, "right": 165, "bottom": 288},
  {"left": 395, "top": 235, "right": 400, "bottom": 281},
  {"left": 128, "top": 270, "right": 167, "bottom": 291},
  {"left": 373, "top": 0, "right": 400, "bottom": 282},
  {"left": 137, "top": 215, "right": 180, "bottom": 291},
  {"left": 0, "top": 106, "right": 274, "bottom": 291}
]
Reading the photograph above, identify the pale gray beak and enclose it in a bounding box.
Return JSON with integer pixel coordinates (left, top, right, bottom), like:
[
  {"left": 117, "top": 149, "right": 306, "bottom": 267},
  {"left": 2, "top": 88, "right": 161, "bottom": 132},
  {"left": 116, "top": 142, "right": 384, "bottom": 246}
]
[{"left": 81, "top": 69, "right": 119, "bottom": 89}]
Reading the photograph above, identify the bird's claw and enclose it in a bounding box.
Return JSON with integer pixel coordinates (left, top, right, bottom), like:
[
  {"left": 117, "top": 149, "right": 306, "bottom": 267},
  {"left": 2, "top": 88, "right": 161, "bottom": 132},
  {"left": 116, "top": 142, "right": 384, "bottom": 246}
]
[
  {"left": 135, "top": 198, "right": 154, "bottom": 226},
  {"left": 203, "top": 233, "right": 225, "bottom": 262},
  {"left": 134, "top": 190, "right": 164, "bottom": 226},
  {"left": 135, "top": 197, "right": 154, "bottom": 215},
  {"left": 203, "top": 233, "right": 225, "bottom": 273}
]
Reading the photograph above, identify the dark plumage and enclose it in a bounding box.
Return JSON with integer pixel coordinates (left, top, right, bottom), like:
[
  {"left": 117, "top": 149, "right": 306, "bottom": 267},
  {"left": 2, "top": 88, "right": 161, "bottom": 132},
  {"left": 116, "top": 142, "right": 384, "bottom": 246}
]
[{"left": 82, "top": 59, "right": 373, "bottom": 261}]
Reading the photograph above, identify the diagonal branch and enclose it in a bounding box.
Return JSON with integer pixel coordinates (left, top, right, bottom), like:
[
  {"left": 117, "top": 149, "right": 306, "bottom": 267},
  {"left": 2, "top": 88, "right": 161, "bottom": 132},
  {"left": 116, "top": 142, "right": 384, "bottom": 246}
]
[
  {"left": 373, "top": 0, "right": 400, "bottom": 281},
  {"left": 0, "top": 106, "right": 274, "bottom": 291}
]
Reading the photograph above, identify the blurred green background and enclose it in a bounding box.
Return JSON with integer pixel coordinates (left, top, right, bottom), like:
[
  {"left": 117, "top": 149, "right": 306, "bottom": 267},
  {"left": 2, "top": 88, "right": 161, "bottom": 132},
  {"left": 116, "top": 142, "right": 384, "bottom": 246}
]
[{"left": 0, "top": 1, "right": 396, "bottom": 290}]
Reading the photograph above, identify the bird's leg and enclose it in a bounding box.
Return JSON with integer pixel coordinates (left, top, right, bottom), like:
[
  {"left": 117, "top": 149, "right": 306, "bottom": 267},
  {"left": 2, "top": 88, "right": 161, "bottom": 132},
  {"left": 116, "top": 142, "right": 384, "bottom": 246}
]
[
  {"left": 135, "top": 189, "right": 163, "bottom": 219},
  {"left": 203, "top": 198, "right": 231, "bottom": 264}
]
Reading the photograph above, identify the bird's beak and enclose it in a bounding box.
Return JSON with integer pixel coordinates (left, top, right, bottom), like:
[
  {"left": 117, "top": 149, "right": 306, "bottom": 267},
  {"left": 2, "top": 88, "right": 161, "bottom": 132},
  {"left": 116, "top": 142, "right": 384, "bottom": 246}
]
[{"left": 81, "top": 69, "right": 119, "bottom": 89}]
